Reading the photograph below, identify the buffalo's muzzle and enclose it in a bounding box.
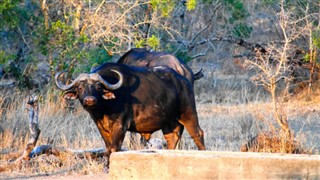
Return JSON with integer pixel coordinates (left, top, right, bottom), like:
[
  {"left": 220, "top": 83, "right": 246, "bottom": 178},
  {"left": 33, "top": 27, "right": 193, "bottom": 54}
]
[{"left": 83, "top": 96, "right": 97, "bottom": 107}]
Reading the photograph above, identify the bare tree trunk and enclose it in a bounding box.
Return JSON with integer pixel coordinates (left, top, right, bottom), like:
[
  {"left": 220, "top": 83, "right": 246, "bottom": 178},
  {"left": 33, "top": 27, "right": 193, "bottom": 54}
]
[
  {"left": 309, "top": 49, "right": 317, "bottom": 94},
  {"left": 74, "top": 1, "right": 83, "bottom": 36},
  {"left": 270, "top": 77, "right": 292, "bottom": 152},
  {"left": 15, "top": 95, "right": 41, "bottom": 161},
  {"left": 144, "top": 4, "right": 152, "bottom": 47},
  {"left": 39, "top": 0, "right": 49, "bottom": 30}
]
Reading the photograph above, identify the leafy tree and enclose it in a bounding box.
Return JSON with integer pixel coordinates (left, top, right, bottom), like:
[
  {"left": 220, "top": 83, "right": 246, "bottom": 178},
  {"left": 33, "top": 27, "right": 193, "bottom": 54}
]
[
  {"left": 223, "top": 0, "right": 252, "bottom": 38},
  {"left": 0, "top": 0, "right": 22, "bottom": 30}
]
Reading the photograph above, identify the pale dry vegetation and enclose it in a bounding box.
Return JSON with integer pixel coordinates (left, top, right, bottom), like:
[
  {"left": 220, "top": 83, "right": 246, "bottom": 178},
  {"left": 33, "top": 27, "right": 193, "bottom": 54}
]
[
  {"left": 0, "top": 90, "right": 108, "bottom": 176},
  {"left": 1, "top": 63, "right": 320, "bottom": 177}
]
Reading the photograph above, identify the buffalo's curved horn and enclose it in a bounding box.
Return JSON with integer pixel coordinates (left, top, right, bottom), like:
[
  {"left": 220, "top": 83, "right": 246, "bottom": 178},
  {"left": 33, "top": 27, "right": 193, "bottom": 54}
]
[
  {"left": 55, "top": 71, "right": 90, "bottom": 91},
  {"left": 90, "top": 70, "right": 123, "bottom": 90}
]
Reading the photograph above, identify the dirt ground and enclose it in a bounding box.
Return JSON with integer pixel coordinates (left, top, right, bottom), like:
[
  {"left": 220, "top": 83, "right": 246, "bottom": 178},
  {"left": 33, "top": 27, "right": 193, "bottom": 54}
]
[{"left": 0, "top": 173, "right": 109, "bottom": 180}]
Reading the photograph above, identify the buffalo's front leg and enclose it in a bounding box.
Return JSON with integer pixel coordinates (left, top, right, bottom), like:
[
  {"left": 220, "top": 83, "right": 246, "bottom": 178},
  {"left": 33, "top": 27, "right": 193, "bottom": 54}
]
[
  {"left": 95, "top": 121, "right": 126, "bottom": 169},
  {"left": 109, "top": 122, "right": 126, "bottom": 153},
  {"left": 96, "top": 128, "right": 112, "bottom": 157},
  {"left": 95, "top": 116, "right": 127, "bottom": 154},
  {"left": 98, "top": 126, "right": 126, "bottom": 155}
]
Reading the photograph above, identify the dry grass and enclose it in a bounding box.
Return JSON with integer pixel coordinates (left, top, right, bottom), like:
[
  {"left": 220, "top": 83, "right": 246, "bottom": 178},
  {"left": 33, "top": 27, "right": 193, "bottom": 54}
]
[
  {"left": 1, "top": 64, "right": 320, "bottom": 177},
  {"left": 0, "top": 89, "right": 107, "bottom": 176}
]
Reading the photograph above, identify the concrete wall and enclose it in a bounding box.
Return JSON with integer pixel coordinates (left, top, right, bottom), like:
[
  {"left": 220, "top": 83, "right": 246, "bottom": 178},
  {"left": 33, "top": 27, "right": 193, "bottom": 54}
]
[{"left": 109, "top": 150, "right": 320, "bottom": 179}]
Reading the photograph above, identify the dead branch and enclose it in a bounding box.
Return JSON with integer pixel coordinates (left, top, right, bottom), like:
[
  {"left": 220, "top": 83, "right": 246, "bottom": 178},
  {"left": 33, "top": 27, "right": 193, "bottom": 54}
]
[
  {"left": 210, "top": 36, "right": 268, "bottom": 54},
  {"left": 64, "top": 148, "right": 107, "bottom": 159},
  {"left": 39, "top": 0, "right": 49, "bottom": 30},
  {"left": 15, "top": 95, "right": 41, "bottom": 162},
  {"left": 0, "top": 81, "right": 16, "bottom": 87},
  {"left": 6, "top": 93, "right": 106, "bottom": 162}
]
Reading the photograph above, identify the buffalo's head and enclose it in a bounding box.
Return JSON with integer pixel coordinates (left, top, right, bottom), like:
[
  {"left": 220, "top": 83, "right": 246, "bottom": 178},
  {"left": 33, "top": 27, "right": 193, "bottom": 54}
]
[{"left": 54, "top": 70, "right": 123, "bottom": 108}]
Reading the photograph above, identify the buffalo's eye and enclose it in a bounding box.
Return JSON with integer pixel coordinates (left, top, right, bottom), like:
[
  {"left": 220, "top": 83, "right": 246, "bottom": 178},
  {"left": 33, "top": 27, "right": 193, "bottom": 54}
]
[
  {"left": 78, "top": 82, "right": 85, "bottom": 92},
  {"left": 95, "top": 82, "right": 102, "bottom": 90}
]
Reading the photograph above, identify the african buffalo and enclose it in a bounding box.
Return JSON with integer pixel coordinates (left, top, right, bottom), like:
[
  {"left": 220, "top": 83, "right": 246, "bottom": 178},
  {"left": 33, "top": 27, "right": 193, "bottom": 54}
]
[
  {"left": 55, "top": 63, "right": 205, "bottom": 159},
  {"left": 117, "top": 48, "right": 203, "bottom": 85}
]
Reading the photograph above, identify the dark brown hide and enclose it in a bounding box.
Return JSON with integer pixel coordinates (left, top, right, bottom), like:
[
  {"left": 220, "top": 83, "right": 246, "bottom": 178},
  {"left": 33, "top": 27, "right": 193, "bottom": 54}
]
[
  {"left": 117, "top": 48, "right": 203, "bottom": 85},
  {"left": 55, "top": 63, "right": 205, "bottom": 159}
]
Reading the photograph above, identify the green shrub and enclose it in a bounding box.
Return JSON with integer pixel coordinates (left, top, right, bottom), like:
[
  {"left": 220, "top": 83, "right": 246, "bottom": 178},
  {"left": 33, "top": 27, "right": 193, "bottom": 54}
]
[
  {"left": 0, "top": 0, "right": 22, "bottom": 29},
  {"left": 223, "top": 0, "right": 252, "bottom": 38}
]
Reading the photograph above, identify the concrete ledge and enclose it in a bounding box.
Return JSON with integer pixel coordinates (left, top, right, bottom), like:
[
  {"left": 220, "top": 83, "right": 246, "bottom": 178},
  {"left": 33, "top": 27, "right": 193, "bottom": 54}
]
[{"left": 109, "top": 150, "right": 320, "bottom": 179}]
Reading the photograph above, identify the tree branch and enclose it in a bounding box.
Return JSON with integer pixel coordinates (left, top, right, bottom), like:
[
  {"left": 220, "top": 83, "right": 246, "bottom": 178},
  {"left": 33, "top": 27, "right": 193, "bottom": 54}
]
[{"left": 15, "top": 95, "right": 41, "bottom": 162}]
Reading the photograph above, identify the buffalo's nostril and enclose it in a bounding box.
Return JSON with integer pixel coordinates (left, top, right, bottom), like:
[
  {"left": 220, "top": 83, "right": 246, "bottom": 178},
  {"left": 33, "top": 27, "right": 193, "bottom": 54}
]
[{"left": 84, "top": 96, "right": 97, "bottom": 106}]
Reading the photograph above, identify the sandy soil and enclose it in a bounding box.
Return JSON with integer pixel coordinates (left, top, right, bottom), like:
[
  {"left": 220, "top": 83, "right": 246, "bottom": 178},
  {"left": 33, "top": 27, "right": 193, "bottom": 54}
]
[{"left": 1, "top": 173, "right": 109, "bottom": 180}]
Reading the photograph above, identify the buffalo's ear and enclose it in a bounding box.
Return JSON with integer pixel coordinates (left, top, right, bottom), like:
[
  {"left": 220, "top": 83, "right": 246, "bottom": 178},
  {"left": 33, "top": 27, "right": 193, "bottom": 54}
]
[
  {"left": 102, "top": 90, "right": 116, "bottom": 100},
  {"left": 63, "top": 91, "right": 78, "bottom": 100}
]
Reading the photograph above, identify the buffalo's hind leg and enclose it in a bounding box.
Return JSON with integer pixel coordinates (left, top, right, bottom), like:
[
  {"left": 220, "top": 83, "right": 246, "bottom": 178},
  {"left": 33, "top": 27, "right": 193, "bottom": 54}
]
[
  {"left": 179, "top": 115, "right": 205, "bottom": 150},
  {"left": 162, "top": 123, "right": 184, "bottom": 149}
]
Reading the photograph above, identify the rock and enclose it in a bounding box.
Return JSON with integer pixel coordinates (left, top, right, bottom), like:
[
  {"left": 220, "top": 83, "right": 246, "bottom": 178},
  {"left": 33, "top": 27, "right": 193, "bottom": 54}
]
[{"left": 146, "top": 138, "right": 166, "bottom": 150}]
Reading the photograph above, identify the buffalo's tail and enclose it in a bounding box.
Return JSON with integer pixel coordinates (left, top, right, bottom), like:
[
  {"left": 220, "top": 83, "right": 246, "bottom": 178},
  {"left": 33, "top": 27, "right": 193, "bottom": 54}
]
[{"left": 194, "top": 68, "right": 204, "bottom": 81}]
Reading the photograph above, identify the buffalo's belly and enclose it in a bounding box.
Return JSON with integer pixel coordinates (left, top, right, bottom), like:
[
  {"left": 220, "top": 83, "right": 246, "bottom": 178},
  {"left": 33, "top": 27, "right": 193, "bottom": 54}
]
[
  {"left": 127, "top": 72, "right": 179, "bottom": 133},
  {"left": 129, "top": 105, "right": 176, "bottom": 133}
]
